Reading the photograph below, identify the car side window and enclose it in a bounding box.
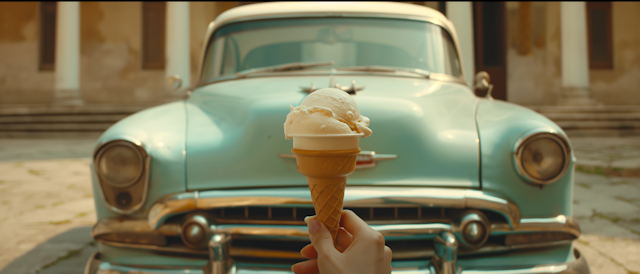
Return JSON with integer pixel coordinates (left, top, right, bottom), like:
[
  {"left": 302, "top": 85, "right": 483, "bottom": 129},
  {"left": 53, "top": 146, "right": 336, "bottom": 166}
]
[{"left": 221, "top": 37, "right": 240, "bottom": 75}]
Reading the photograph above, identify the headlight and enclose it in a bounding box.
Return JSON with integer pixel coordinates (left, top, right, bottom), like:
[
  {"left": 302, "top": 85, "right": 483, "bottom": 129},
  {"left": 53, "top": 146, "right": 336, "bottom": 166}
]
[
  {"left": 97, "top": 143, "right": 144, "bottom": 188},
  {"left": 94, "top": 140, "right": 149, "bottom": 214},
  {"left": 514, "top": 132, "right": 570, "bottom": 185}
]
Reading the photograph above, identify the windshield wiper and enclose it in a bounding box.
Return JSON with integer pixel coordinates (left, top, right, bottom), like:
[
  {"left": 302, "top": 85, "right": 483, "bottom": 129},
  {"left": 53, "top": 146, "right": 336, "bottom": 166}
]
[
  {"left": 336, "top": 65, "right": 430, "bottom": 78},
  {"left": 236, "top": 60, "right": 335, "bottom": 79}
]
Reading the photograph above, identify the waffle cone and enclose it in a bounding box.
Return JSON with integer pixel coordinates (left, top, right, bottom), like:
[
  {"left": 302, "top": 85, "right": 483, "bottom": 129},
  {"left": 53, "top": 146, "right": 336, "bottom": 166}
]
[{"left": 292, "top": 148, "right": 360, "bottom": 241}]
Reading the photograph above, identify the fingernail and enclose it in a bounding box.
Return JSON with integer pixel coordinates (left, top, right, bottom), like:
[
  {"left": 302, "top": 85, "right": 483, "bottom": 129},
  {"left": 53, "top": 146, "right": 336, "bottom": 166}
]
[{"left": 305, "top": 217, "right": 320, "bottom": 234}]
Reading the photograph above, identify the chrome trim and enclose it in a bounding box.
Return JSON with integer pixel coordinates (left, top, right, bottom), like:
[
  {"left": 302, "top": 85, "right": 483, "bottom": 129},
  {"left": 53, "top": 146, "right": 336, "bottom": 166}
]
[
  {"left": 94, "top": 213, "right": 580, "bottom": 258},
  {"left": 454, "top": 211, "right": 490, "bottom": 249},
  {"left": 301, "top": 77, "right": 366, "bottom": 94},
  {"left": 209, "top": 234, "right": 236, "bottom": 274},
  {"left": 84, "top": 247, "right": 590, "bottom": 274},
  {"left": 491, "top": 215, "right": 580, "bottom": 238},
  {"left": 92, "top": 139, "right": 150, "bottom": 215},
  {"left": 428, "top": 232, "right": 459, "bottom": 274},
  {"left": 181, "top": 213, "right": 213, "bottom": 250},
  {"left": 96, "top": 237, "right": 576, "bottom": 261},
  {"left": 92, "top": 218, "right": 155, "bottom": 238},
  {"left": 513, "top": 128, "right": 572, "bottom": 185},
  {"left": 279, "top": 150, "right": 397, "bottom": 169},
  {"left": 147, "top": 187, "right": 521, "bottom": 230},
  {"left": 197, "top": 70, "right": 467, "bottom": 90},
  {"left": 95, "top": 141, "right": 145, "bottom": 188}
]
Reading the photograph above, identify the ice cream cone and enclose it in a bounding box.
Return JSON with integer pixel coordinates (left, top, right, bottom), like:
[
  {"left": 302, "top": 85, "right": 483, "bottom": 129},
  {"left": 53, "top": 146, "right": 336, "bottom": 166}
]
[{"left": 292, "top": 148, "right": 360, "bottom": 241}]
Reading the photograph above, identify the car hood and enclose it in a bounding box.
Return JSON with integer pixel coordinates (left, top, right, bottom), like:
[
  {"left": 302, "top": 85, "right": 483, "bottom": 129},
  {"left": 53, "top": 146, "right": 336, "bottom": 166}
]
[{"left": 185, "top": 75, "right": 480, "bottom": 190}]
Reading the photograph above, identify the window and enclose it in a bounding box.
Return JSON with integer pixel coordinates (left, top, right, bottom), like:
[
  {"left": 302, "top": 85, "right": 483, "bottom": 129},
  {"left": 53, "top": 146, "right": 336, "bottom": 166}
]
[
  {"left": 142, "top": 2, "right": 166, "bottom": 69},
  {"left": 587, "top": 2, "right": 613, "bottom": 69},
  {"left": 39, "top": 2, "right": 56, "bottom": 71}
]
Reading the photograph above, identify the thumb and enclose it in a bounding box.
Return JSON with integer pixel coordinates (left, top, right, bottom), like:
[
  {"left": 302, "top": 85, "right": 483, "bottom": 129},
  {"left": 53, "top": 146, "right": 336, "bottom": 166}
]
[{"left": 304, "top": 216, "right": 337, "bottom": 256}]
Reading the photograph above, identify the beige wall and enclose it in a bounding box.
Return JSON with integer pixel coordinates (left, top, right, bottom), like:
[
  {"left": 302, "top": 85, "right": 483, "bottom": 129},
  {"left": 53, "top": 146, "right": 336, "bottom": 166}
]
[
  {"left": 0, "top": 2, "right": 233, "bottom": 106},
  {"left": 79, "top": 2, "right": 167, "bottom": 105},
  {"left": 0, "top": 2, "right": 55, "bottom": 105},
  {"left": 2, "top": 2, "right": 638, "bottom": 107},
  {"left": 507, "top": 2, "right": 640, "bottom": 106},
  {"left": 590, "top": 2, "right": 640, "bottom": 105},
  {"left": 190, "top": 2, "right": 217, "bottom": 87}
]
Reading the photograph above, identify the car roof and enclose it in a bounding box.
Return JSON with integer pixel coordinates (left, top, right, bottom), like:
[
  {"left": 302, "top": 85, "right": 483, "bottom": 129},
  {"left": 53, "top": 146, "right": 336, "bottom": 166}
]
[{"left": 213, "top": 2, "right": 451, "bottom": 30}]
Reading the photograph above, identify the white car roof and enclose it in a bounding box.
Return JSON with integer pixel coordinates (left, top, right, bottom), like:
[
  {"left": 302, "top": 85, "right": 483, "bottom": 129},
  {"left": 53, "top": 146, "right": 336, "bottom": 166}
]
[{"left": 213, "top": 2, "right": 452, "bottom": 31}]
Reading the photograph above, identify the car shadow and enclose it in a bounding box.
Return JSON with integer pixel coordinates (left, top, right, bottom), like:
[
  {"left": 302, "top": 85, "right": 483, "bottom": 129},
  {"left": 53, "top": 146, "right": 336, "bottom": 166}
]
[{"left": 0, "top": 226, "right": 97, "bottom": 274}]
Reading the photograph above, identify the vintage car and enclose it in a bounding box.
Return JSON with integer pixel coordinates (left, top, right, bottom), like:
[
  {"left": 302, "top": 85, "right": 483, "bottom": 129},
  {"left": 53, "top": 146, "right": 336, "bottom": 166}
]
[{"left": 85, "top": 2, "right": 590, "bottom": 274}]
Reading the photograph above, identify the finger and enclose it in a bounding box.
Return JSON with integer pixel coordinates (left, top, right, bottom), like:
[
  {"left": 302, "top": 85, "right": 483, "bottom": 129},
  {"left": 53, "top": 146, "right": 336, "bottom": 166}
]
[
  {"left": 303, "top": 228, "right": 353, "bottom": 255},
  {"left": 335, "top": 227, "right": 354, "bottom": 252},
  {"left": 340, "top": 210, "right": 378, "bottom": 238},
  {"left": 383, "top": 246, "right": 393, "bottom": 273},
  {"left": 304, "top": 216, "right": 338, "bottom": 257},
  {"left": 291, "top": 259, "right": 319, "bottom": 274},
  {"left": 300, "top": 243, "right": 318, "bottom": 259}
]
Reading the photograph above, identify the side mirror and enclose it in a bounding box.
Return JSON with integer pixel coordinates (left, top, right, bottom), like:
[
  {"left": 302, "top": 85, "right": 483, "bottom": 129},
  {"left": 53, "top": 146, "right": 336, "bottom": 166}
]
[
  {"left": 474, "top": 71, "right": 494, "bottom": 99},
  {"left": 167, "top": 75, "right": 183, "bottom": 91}
]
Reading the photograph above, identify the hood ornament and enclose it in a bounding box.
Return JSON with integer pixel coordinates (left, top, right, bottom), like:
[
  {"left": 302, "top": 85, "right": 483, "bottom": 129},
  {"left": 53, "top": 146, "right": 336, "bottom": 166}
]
[{"left": 301, "top": 78, "right": 364, "bottom": 94}]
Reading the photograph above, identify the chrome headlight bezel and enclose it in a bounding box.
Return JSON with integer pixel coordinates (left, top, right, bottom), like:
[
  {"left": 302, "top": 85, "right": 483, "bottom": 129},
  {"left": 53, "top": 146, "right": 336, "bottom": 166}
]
[
  {"left": 513, "top": 129, "right": 571, "bottom": 186},
  {"left": 93, "top": 139, "right": 150, "bottom": 214},
  {"left": 95, "top": 141, "right": 145, "bottom": 188}
]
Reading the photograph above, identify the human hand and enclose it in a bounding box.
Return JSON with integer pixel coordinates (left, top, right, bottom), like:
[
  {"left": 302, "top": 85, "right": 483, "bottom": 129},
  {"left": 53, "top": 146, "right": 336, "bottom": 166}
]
[{"left": 291, "top": 210, "right": 392, "bottom": 274}]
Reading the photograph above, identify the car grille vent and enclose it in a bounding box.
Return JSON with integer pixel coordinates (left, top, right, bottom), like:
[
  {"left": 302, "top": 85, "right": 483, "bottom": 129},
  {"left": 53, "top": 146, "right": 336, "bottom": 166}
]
[{"left": 203, "top": 206, "right": 507, "bottom": 224}]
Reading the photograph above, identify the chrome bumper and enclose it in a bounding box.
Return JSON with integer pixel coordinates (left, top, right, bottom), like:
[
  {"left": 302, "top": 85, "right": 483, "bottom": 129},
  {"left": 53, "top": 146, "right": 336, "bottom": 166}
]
[
  {"left": 89, "top": 187, "right": 589, "bottom": 274},
  {"left": 84, "top": 247, "right": 590, "bottom": 274}
]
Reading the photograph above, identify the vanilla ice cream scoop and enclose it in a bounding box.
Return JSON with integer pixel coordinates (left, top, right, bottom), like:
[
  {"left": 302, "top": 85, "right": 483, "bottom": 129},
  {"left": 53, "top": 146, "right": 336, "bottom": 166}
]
[{"left": 284, "top": 88, "right": 372, "bottom": 139}]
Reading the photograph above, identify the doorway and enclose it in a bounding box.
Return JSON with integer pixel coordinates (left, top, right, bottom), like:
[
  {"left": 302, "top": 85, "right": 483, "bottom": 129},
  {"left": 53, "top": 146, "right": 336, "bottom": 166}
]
[{"left": 473, "top": 2, "right": 507, "bottom": 100}]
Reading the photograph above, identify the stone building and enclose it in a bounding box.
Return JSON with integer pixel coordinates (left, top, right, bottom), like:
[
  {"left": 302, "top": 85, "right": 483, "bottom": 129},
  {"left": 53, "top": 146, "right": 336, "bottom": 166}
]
[{"left": 0, "top": 2, "right": 638, "bottom": 137}]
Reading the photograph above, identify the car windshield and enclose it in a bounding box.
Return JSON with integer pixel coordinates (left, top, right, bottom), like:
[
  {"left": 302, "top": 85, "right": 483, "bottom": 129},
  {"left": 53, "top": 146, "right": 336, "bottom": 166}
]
[{"left": 200, "top": 17, "right": 462, "bottom": 83}]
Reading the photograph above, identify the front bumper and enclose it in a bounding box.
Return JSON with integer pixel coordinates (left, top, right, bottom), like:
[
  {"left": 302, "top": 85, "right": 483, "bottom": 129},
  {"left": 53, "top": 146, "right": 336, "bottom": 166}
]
[
  {"left": 85, "top": 246, "right": 590, "bottom": 274},
  {"left": 89, "top": 187, "right": 590, "bottom": 274}
]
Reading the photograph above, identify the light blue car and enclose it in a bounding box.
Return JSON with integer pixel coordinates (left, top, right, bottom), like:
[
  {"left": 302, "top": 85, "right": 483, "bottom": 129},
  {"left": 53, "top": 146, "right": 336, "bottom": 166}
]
[{"left": 85, "top": 2, "right": 590, "bottom": 274}]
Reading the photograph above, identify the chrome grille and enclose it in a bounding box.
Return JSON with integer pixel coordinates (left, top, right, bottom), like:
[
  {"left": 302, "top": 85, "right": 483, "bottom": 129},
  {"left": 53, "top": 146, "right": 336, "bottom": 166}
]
[{"left": 204, "top": 206, "right": 507, "bottom": 225}]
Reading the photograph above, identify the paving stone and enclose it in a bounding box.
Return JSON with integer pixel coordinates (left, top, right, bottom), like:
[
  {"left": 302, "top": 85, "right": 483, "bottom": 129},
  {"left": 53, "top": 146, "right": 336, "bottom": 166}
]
[
  {"left": 0, "top": 158, "right": 95, "bottom": 271},
  {"left": 574, "top": 238, "right": 629, "bottom": 274},
  {"left": 578, "top": 234, "right": 640, "bottom": 274},
  {"left": 577, "top": 217, "right": 640, "bottom": 240},
  {"left": 0, "top": 226, "right": 95, "bottom": 274}
]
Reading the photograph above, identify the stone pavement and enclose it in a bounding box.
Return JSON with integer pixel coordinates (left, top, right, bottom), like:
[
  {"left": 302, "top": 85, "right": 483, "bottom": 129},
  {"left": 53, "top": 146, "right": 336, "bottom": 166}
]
[{"left": 0, "top": 137, "right": 639, "bottom": 273}]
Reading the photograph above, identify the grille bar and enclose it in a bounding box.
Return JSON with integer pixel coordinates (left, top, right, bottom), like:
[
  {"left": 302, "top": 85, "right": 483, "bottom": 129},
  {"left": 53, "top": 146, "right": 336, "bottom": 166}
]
[{"left": 206, "top": 205, "right": 463, "bottom": 224}]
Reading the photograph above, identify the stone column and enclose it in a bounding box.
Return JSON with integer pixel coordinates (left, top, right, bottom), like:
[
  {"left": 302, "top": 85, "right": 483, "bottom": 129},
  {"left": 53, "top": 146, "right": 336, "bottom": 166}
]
[
  {"left": 166, "top": 2, "right": 191, "bottom": 89},
  {"left": 559, "top": 2, "right": 596, "bottom": 105},
  {"left": 53, "top": 2, "right": 83, "bottom": 105},
  {"left": 446, "top": 2, "right": 475, "bottom": 89}
]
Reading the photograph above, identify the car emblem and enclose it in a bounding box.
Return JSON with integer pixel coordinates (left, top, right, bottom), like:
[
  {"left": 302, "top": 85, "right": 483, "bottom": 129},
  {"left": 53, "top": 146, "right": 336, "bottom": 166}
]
[
  {"left": 300, "top": 78, "right": 365, "bottom": 94},
  {"left": 279, "top": 150, "right": 396, "bottom": 169}
]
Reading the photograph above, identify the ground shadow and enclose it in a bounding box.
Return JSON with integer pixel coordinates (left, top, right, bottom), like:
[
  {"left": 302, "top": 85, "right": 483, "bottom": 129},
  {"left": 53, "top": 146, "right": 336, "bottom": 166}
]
[{"left": 0, "top": 226, "right": 97, "bottom": 274}]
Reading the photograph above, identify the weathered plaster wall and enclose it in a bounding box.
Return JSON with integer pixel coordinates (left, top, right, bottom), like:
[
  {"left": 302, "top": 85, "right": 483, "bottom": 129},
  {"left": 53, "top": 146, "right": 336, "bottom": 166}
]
[
  {"left": 507, "top": 2, "right": 640, "bottom": 106},
  {"left": 190, "top": 2, "right": 217, "bottom": 86},
  {"left": 506, "top": 2, "right": 562, "bottom": 106},
  {"left": 0, "top": 2, "right": 55, "bottom": 104},
  {"left": 79, "top": 2, "right": 169, "bottom": 105},
  {"left": 590, "top": 2, "right": 640, "bottom": 105},
  {"left": 0, "top": 2, "right": 228, "bottom": 106}
]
